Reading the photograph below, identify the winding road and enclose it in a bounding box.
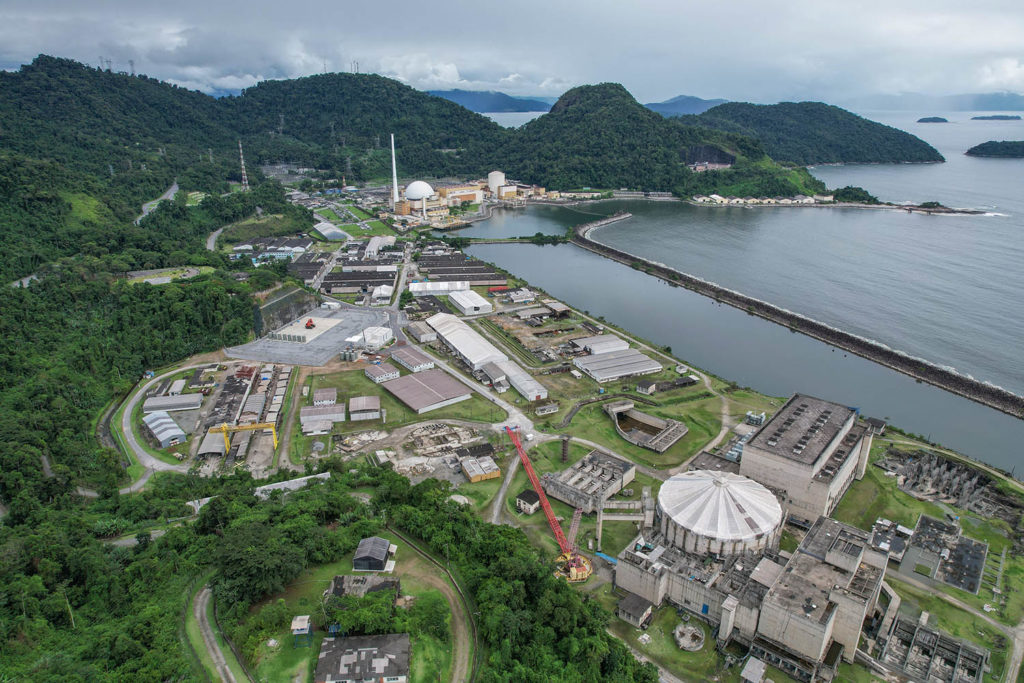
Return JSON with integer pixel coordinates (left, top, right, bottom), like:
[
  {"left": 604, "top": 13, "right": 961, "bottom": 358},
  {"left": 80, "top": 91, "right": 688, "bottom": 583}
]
[
  {"left": 192, "top": 586, "right": 240, "bottom": 683},
  {"left": 135, "top": 182, "right": 178, "bottom": 224}
]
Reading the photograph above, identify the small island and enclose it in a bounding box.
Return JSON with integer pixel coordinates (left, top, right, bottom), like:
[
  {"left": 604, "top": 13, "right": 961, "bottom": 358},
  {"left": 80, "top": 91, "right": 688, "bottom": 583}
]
[
  {"left": 971, "top": 114, "right": 1021, "bottom": 120},
  {"left": 966, "top": 140, "right": 1024, "bottom": 157},
  {"left": 917, "top": 116, "right": 948, "bottom": 123}
]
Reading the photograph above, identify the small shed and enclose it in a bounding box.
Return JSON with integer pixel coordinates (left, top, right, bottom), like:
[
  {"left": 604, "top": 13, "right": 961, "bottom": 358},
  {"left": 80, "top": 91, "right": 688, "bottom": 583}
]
[
  {"left": 353, "top": 536, "right": 395, "bottom": 572},
  {"left": 617, "top": 592, "right": 654, "bottom": 628},
  {"left": 291, "top": 614, "right": 312, "bottom": 647}
]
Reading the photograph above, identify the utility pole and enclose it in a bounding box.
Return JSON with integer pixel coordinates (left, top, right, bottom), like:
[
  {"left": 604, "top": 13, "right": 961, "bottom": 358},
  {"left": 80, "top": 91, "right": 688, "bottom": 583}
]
[{"left": 129, "top": 59, "right": 135, "bottom": 76}]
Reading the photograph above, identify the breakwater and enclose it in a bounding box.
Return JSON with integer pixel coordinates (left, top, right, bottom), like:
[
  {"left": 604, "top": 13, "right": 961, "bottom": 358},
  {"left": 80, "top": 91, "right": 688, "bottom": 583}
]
[{"left": 572, "top": 215, "right": 1024, "bottom": 420}]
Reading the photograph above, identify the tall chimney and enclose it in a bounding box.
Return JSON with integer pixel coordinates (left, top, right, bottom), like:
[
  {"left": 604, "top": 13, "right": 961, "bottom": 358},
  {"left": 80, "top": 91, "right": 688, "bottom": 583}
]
[{"left": 390, "top": 134, "right": 399, "bottom": 209}]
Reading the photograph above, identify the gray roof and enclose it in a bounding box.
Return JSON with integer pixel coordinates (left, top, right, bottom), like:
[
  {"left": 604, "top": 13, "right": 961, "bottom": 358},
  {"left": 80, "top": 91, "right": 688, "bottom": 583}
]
[
  {"left": 618, "top": 592, "right": 654, "bottom": 617},
  {"left": 355, "top": 536, "right": 391, "bottom": 561},
  {"left": 746, "top": 393, "right": 856, "bottom": 465},
  {"left": 516, "top": 489, "right": 540, "bottom": 504},
  {"left": 365, "top": 362, "right": 399, "bottom": 379},
  {"left": 142, "top": 393, "right": 204, "bottom": 413},
  {"left": 381, "top": 369, "right": 471, "bottom": 412},
  {"left": 315, "top": 634, "right": 410, "bottom": 682},
  {"left": 349, "top": 395, "right": 381, "bottom": 413},
  {"left": 390, "top": 346, "right": 433, "bottom": 369}
]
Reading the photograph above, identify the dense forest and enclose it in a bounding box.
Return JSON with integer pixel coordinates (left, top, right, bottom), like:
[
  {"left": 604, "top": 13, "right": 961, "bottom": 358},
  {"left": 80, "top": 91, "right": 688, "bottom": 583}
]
[
  {"left": 965, "top": 140, "right": 1024, "bottom": 157},
  {"left": 680, "top": 101, "right": 945, "bottom": 164},
  {"left": 428, "top": 89, "right": 552, "bottom": 113}
]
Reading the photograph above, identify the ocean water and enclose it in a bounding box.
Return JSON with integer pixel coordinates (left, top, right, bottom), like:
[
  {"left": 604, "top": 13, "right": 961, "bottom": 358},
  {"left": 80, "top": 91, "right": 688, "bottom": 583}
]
[{"left": 460, "top": 111, "right": 1024, "bottom": 471}]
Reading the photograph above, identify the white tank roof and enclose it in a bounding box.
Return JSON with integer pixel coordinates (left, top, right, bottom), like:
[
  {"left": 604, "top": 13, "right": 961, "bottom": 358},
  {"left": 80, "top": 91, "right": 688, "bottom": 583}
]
[
  {"left": 404, "top": 180, "right": 434, "bottom": 200},
  {"left": 658, "top": 470, "right": 782, "bottom": 543}
]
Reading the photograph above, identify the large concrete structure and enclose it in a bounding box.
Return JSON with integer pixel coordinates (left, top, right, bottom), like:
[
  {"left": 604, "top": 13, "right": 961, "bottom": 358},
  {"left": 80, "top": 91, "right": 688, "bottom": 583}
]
[
  {"left": 615, "top": 516, "right": 887, "bottom": 683},
  {"left": 658, "top": 471, "right": 783, "bottom": 557},
  {"left": 487, "top": 170, "right": 506, "bottom": 195},
  {"left": 740, "top": 394, "right": 872, "bottom": 523},
  {"left": 605, "top": 400, "right": 687, "bottom": 452},
  {"left": 542, "top": 450, "right": 636, "bottom": 513},
  {"left": 572, "top": 348, "right": 663, "bottom": 383},
  {"left": 425, "top": 313, "right": 506, "bottom": 371},
  {"left": 142, "top": 393, "right": 204, "bottom": 413},
  {"left": 448, "top": 289, "right": 492, "bottom": 315},
  {"left": 381, "top": 369, "right": 472, "bottom": 414}
]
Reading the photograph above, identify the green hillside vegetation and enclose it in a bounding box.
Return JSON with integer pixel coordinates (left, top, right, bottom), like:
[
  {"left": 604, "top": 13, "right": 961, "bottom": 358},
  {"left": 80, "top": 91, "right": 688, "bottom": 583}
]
[
  {"left": 682, "top": 101, "right": 945, "bottom": 165},
  {"left": 965, "top": 140, "right": 1024, "bottom": 157}
]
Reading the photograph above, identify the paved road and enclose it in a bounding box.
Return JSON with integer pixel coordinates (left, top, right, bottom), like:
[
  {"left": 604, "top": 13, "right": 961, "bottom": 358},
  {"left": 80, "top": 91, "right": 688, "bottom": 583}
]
[
  {"left": 193, "top": 586, "right": 239, "bottom": 683},
  {"left": 206, "top": 226, "right": 225, "bottom": 251},
  {"left": 135, "top": 181, "right": 178, "bottom": 224}
]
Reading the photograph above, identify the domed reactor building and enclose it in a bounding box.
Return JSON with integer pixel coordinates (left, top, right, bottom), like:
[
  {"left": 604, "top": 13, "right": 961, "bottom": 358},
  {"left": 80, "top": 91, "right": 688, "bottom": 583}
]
[{"left": 616, "top": 470, "right": 888, "bottom": 683}]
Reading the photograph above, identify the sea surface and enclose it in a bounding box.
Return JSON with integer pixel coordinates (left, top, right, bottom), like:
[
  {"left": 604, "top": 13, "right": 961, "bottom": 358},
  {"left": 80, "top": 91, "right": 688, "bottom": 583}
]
[{"left": 463, "top": 110, "right": 1024, "bottom": 473}]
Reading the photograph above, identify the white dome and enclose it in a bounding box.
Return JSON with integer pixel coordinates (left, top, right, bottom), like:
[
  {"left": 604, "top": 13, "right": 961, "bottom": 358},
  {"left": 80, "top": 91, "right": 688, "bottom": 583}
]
[
  {"left": 658, "top": 470, "right": 782, "bottom": 556},
  {"left": 404, "top": 180, "right": 434, "bottom": 201}
]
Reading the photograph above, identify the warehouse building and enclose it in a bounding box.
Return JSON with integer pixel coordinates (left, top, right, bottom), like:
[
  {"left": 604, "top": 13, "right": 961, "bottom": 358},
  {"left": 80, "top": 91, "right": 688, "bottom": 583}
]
[
  {"left": 314, "top": 634, "right": 410, "bottom": 683},
  {"left": 740, "top": 394, "right": 872, "bottom": 524},
  {"left": 571, "top": 334, "right": 630, "bottom": 355},
  {"left": 142, "top": 411, "right": 186, "bottom": 447},
  {"left": 543, "top": 450, "right": 636, "bottom": 513},
  {"left": 143, "top": 393, "right": 204, "bottom": 413},
  {"left": 573, "top": 348, "right": 663, "bottom": 383},
  {"left": 406, "top": 321, "right": 436, "bottom": 342},
  {"left": 313, "top": 388, "right": 337, "bottom": 406},
  {"left": 408, "top": 280, "right": 470, "bottom": 296},
  {"left": 300, "top": 404, "right": 347, "bottom": 435},
  {"left": 353, "top": 536, "right": 396, "bottom": 572},
  {"left": 365, "top": 362, "right": 400, "bottom": 384},
  {"left": 425, "top": 313, "right": 507, "bottom": 370},
  {"left": 460, "top": 455, "right": 501, "bottom": 482},
  {"left": 449, "top": 289, "right": 493, "bottom": 315},
  {"left": 168, "top": 379, "right": 186, "bottom": 396},
  {"left": 493, "top": 359, "right": 548, "bottom": 401},
  {"left": 348, "top": 396, "right": 382, "bottom": 421},
  {"left": 390, "top": 346, "right": 435, "bottom": 373},
  {"left": 382, "top": 369, "right": 472, "bottom": 414},
  {"left": 197, "top": 428, "right": 227, "bottom": 458}
]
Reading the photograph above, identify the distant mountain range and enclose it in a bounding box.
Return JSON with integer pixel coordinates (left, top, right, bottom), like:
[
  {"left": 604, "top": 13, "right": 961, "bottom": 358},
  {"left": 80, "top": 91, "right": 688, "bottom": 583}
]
[
  {"left": 842, "top": 92, "right": 1024, "bottom": 111},
  {"left": 427, "top": 89, "right": 552, "bottom": 112},
  {"left": 644, "top": 94, "right": 729, "bottom": 116}
]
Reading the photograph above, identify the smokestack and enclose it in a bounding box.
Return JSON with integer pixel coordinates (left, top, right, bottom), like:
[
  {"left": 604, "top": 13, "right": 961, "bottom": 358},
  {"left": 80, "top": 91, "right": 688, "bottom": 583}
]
[{"left": 390, "top": 134, "right": 399, "bottom": 209}]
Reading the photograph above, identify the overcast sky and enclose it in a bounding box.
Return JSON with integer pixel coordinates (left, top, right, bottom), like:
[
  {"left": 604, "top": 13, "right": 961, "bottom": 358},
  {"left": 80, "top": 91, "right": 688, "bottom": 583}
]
[{"left": 2, "top": 0, "right": 1023, "bottom": 102}]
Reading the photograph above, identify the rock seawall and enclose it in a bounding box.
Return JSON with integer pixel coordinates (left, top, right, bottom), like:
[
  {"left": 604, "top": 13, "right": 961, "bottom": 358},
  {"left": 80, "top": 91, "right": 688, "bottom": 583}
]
[{"left": 572, "top": 214, "right": 1024, "bottom": 420}]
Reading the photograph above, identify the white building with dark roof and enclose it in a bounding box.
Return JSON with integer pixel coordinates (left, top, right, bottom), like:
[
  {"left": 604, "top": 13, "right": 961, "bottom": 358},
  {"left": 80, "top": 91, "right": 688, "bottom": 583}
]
[
  {"left": 390, "top": 346, "right": 435, "bottom": 373},
  {"left": 365, "top": 362, "right": 400, "bottom": 384}
]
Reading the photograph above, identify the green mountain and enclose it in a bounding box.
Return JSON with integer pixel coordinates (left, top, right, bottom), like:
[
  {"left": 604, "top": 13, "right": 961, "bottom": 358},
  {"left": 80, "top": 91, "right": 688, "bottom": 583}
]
[
  {"left": 645, "top": 94, "right": 728, "bottom": 116},
  {"left": 427, "top": 89, "right": 551, "bottom": 112},
  {"left": 683, "top": 101, "right": 945, "bottom": 164},
  {"left": 501, "top": 83, "right": 824, "bottom": 196},
  {"left": 966, "top": 140, "right": 1024, "bottom": 157}
]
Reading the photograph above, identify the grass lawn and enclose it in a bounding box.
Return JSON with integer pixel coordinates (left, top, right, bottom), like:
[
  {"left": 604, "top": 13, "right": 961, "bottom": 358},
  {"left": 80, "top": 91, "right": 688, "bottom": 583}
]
[
  {"left": 349, "top": 219, "right": 397, "bottom": 236},
  {"left": 349, "top": 206, "right": 373, "bottom": 221},
  {"left": 779, "top": 529, "right": 799, "bottom": 553},
  {"left": 218, "top": 213, "right": 308, "bottom": 248},
  {"left": 887, "top": 577, "right": 1008, "bottom": 683},
  {"left": 249, "top": 540, "right": 455, "bottom": 683},
  {"left": 317, "top": 208, "right": 342, "bottom": 222}
]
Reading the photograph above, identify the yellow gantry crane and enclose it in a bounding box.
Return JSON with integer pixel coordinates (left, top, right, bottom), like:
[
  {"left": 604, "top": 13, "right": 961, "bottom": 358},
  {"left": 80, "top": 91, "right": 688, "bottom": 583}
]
[{"left": 210, "top": 422, "right": 279, "bottom": 450}]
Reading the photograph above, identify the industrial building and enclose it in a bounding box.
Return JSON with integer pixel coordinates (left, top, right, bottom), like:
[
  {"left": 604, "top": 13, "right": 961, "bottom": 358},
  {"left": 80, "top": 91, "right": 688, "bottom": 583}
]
[
  {"left": 740, "top": 394, "right": 872, "bottom": 524},
  {"left": 406, "top": 321, "right": 436, "bottom": 342},
  {"left": 312, "top": 221, "right": 347, "bottom": 241},
  {"left": 571, "top": 333, "right": 630, "bottom": 355},
  {"left": 197, "top": 429, "right": 227, "bottom": 458},
  {"left": 616, "top": 508, "right": 887, "bottom": 683},
  {"left": 636, "top": 375, "right": 700, "bottom": 395},
  {"left": 516, "top": 489, "right": 541, "bottom": 514},
  {"left": 365, "top": 362, "right": 400, "bottom": 384},
  {"left": 425, "top": 313, "right": 507, "bottom": 371},
  {"left": 449, "top": 289, "right": 493, "bottom": 315},
  {"left": 572, "top": 348, "right": 663, "bottom": 383},
  {"left": 348, "top": 396, "right": 382, "bottom": 421},
  {"left": 142, "top": 393, "right": 204, "bottom": 413},
  {"left": 878, "top": 615, "right": 987, "bottom": 683},
  {"left": 389, "top": 346, "right": 435, "bottom": 373},
  {"left": 492, "top": 359, "right": 548, "bottom": 401},
  {"left": 353, "top": 536, "right": 396, "bottom": 572},
  {"left": 460, "top": 455, "right": 501, "bottom": 482},
  {"left": 314, "top": 634, "right": 410, "bottom": 683},
  {"left": 313, "top": 388, "right": 337, "bottom": 406},
  {"left": 300, "top": 405, "right": 346, "bottom": 435},
  {"left": 542, "top": 450, "right": 636, "bottom": 513},
  {"left": 617, "top": 593, "right": 655, "bottom": 628},
  {"left": 381, "top": 369, "right": 472, "bottom": 414},
  {"left": 168, "top": 379, "right": 186, "bottom": 396},
  {"left": 899, "top": 516, "right": 988, "bottom": 594},
  {"left": 362, "top": 326, "right": 393, "bottom": 351},
  {"left": 408, "top": 280, "right": 470, "bottom": 296},
  {"left": 142, "top": 411, "right": 186, "bottom": 447}
]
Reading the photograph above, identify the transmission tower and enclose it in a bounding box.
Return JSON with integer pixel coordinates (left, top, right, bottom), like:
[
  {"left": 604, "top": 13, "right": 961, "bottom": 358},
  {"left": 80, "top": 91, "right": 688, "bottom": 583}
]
[
  {"left": 129, "top": 59, "right": 135, "bottom": 76},
  {"left": 238, "top": 140, "right": 249, "bottom": 192}
]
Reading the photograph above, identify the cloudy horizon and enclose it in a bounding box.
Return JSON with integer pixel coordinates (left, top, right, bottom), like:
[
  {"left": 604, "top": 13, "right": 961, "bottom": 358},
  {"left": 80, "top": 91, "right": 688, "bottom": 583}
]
[{"left": 2, "top": 0, "right": 1023, "bottom": 104}]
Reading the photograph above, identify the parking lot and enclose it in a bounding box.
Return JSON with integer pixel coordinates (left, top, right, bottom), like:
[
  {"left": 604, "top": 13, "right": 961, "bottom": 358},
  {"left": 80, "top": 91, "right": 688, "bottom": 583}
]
[{"left": 225, "top": 307, "right": 389, "bottom": 365}]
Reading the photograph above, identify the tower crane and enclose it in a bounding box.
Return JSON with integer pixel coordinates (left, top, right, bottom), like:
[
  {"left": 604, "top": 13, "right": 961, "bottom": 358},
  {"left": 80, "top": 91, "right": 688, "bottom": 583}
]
[{"left": 505, "top": 426, "right": 592, "bottom": 582}]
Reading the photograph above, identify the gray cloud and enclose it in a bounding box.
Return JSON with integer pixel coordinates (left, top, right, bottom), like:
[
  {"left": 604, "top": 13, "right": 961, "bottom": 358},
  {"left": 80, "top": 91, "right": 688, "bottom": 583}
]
[{"left": 1, "top": 0, "right": 1022, "bottom": 102}]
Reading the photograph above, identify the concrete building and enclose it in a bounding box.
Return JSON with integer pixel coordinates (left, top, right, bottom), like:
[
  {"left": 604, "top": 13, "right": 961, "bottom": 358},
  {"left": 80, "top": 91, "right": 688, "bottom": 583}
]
[
  {"left": 542, "top": 450, "right": 636, "bottom": 513},
  {"left": 425, "top": 313, "right": 507, "bottom": 371},
  {"left": 618, "top": 592, "right": 655, "bottom": 628},
  {"left": 448, "top": 289, "right": 493, "bottom": 315},
  {"left": 142, "top": 393, "right": 204, "bottom": 413},
  {"left": 515, "top": 489, "right": 541, "bottom": 514},
  {"left": 487, "top": 170, "right": 506, "bottom": 195},
  {"left": 408, "top": 280, "right": 471, "bottom": 296},
  {"left": 493, "top": 359, "right": 548, "bottom": 401},
  {"left": 314, "top": 633, "right": 410, "bottom": 683},
  {"left": 381, "top": 369, "right": 472, "bottom": 414},
  {"left": 313, "top": 388, "right": 338, "bottom": 406},
  {"left": 406, "top": 321, "right": 436, "bottom": 343},
  {"left": 390, "top": 346, "right": 435, "bottom": 373},
  {"left": 142, "top": 411, "right": 185, "bottom": 447},
  {"left": 573, "top": 348, "right": 663, "bottom": 383},
  {"left": 348, "top": 396, "right": 382, "bottom": 421},
  {"left": 365, "top": 362, "right": 400, "bottom": 384},
  {"left": 362, "top": 326, "right": 394, "bottom": 351},
  {"left": 168, "top": 379, "right": 186, "bottom": 396},
  {"left": 605, "top": 400, "right": 688, "bottom": 452},
  {"left": 300, "top": 405, "right": 346, "bottom": 435},
  {"left": 571, "top": 334, "right": 630, "bottom": 355},
  {"left": 740, "top": 394, "right": 872, "bottom": 524},
  {"left": 460, "top": 455, "right": 501, "bottom": 482}
]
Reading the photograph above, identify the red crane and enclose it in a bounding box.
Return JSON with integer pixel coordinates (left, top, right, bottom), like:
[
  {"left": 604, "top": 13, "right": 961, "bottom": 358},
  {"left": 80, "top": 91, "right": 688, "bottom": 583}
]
[{"left": 505, "top": 426, "right": 592, "bottom": 582}]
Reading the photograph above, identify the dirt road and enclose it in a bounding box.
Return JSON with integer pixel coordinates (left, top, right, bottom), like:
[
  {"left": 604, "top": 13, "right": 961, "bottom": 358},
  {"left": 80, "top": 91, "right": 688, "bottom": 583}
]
[{"left": 193, "top": 586, "right": 239, "bottom": 683}]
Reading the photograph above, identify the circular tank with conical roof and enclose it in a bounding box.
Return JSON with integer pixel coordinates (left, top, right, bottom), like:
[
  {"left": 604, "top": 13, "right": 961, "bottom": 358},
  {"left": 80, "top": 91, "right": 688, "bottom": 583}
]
[
  {"left": 657, "top": 470, "right": 782, "bottom": 557},
  {"left": 404, "top": 180, "right": 435, "bottom": 200}
]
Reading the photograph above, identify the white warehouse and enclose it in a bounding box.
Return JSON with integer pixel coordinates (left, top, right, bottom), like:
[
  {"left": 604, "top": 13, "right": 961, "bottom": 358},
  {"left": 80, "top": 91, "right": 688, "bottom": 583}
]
[
  {"left": 448, "top": 289, "right": 493, "bottom": 315},
  {"left": 426, "top": 313, "right": 507, "bottom": 371}
]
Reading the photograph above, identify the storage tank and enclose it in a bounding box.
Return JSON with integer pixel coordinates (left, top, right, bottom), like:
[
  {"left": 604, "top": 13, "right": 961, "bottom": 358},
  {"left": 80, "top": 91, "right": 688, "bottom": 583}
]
[{"left": 657, "top": 470, "right": 782, "bottom": 557}]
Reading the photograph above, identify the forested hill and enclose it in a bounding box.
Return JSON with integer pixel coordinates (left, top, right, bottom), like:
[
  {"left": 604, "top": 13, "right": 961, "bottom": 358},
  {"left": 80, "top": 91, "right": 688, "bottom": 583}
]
[
  {"left": 682, "top": 101, "right": 945, "bottom": 164},
  {"left": 966, "top": 140, "right": 1024, "bottom": 157},
  {"left": 501, "top": 83, "right": 825, "bottom": 197},
  {"left": 644, "top": 94, "right": 728, "bottom": 116},
  {"left": 427, "top": 88, "right": 552, "bottom": 112}
]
